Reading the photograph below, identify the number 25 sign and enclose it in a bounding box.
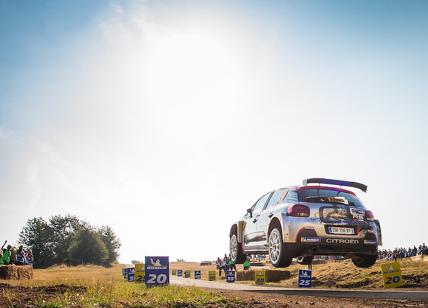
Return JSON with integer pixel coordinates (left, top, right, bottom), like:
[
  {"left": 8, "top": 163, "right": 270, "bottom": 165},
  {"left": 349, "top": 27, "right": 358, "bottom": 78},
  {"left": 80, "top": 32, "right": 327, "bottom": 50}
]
[{"left": 145, "top": 256, "right": 169, "bottom": 287}]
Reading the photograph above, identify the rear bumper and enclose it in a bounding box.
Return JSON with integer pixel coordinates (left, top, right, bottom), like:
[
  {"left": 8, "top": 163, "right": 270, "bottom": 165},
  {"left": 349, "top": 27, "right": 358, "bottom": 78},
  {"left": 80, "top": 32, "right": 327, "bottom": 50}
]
[
  {"left": 288, "top": 239, "right": 378, "bottom": 257},
  {"left": 286, "top": 233, "right": 378, "bottom": 257}
]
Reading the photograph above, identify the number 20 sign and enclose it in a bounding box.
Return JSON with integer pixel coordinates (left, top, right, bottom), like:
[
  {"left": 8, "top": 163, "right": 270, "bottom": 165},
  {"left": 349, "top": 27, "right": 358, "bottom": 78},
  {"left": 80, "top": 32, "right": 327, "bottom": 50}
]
[{"left": 145, "top": 256, "right": 169, "bottom": 287}]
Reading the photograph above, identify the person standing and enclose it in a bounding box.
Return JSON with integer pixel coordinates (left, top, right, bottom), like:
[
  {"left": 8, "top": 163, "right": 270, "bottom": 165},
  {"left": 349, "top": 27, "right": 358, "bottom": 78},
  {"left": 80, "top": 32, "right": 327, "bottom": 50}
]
[
  {"left": 228, "top": 255, "right": 237, "bottom": 272},
  {"left": 243, "top": 256, "right": 251, "bottom": 271},
  {"left": 15, "top": 246, "right": 25, "bottom": 265},
  {"left": 2, "top": 246, "right": 11, "bottom": 265},
  {"left": 216, "top": 257, "right": 223, "bottom": 276}
]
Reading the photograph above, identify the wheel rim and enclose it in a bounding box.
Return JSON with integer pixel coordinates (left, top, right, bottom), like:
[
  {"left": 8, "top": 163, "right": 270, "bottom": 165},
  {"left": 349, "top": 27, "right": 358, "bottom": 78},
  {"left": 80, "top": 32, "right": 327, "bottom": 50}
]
[
  {"left": 230, "top": 235, "right": 238, "bottom": 262},
  {"left": 269, "top": 229, "right": 281, "bottom": 264}
]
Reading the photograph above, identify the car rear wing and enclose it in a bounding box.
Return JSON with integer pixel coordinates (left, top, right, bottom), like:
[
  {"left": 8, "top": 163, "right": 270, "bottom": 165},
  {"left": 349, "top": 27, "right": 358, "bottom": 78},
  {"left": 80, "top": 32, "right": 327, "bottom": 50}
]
[{"left": 302, "top": 178, "right": 367, "bottom": 193}]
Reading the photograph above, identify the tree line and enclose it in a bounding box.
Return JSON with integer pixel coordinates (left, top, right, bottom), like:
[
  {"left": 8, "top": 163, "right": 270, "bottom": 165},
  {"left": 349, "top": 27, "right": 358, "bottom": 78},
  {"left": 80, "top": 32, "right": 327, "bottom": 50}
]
[{"left": 18, "top": 215, "right": 121, "bottom": 268}]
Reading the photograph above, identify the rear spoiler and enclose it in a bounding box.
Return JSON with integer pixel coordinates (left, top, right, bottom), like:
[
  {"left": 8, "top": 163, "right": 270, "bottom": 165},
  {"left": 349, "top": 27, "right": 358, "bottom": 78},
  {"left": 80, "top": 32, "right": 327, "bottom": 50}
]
[{"left": 302, "top": 178, "right": 367, "bottom": 193}]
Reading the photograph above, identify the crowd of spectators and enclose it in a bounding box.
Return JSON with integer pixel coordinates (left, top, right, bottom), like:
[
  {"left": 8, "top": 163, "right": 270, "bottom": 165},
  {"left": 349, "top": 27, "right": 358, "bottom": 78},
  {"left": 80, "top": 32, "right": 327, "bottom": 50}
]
[
  {"left": 0, "top": 240, "right": 33, "bottom": 266},
  {"left": 378, "top": 243, "right": 427, "bottom": 260}
]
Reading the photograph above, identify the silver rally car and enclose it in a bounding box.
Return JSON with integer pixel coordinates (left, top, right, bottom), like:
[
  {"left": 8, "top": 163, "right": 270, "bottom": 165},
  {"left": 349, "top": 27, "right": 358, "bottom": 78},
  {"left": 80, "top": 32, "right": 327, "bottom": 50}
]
[{"left": 229, "top": 178, "right": 382, "bottom": 268}]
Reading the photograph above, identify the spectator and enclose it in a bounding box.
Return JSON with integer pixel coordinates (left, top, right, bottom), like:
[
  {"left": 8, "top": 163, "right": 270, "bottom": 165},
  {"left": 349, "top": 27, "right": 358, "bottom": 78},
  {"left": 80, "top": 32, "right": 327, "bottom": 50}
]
[
  {"left": 243, "top": 256, "right": 251, "bottom": 271},
  {"left": 216, "top": 257, "right": 224, "bottom": 276},
  {"left": 228, "top": 255, "right": 237, "bottom": 272},
  {"left": 25, "top": 249, "right": 33, "bottom": 265},
  {"left": 10, "top": 246, "right": 17, "bottom": 264},
  {"left": 2, "top": 245, "right": 11, "bottom": 265},
  {"left": 15, "top": 245, "right": 25, "bottom": 265}
]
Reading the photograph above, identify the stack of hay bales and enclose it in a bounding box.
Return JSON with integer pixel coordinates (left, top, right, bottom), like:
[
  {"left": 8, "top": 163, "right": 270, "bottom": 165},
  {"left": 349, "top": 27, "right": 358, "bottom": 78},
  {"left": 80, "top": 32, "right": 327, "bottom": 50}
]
[
  {"left": 0, "top": 265, "right": 33, "bottom": 280},
  {"left": 236, "top": 270, "right": 255, "bottom": 281},
  {"left": 265, "top": 269, "right": 290, "bottom": 282},
  {"left": 236, "top": 269, "right": 290, "bottom": 282}
]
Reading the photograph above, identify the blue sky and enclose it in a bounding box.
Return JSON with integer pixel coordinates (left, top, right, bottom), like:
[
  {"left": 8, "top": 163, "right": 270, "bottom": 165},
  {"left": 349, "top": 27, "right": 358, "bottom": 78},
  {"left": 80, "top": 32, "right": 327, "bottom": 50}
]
[{"left": 0, "top": 0, "right": 427, "bottom": 262}]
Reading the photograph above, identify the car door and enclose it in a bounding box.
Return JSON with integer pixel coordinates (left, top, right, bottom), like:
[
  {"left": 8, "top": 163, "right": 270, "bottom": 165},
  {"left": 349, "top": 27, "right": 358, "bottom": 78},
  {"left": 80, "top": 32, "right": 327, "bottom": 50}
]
[
  {"left": 256, "top": 188, "right": 289, "bottom": 247},
  {"left": 243, "top": 192, "right": 272, "bottom": 249}
]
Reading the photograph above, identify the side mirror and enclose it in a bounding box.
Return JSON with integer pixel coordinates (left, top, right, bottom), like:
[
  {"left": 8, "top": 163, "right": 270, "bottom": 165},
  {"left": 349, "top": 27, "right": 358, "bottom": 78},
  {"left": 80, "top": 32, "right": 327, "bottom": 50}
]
[{"left": 246, "top": 208, "right": 253, "bottom": 218}]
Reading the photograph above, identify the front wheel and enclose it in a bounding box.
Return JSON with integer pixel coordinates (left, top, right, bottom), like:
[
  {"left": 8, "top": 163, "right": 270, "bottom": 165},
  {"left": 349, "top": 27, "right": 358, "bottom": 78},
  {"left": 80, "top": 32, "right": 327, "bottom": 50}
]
[
  {"left": 268, "top": 227, "right": 292, "bottom": 267},
  {"left": 230, "top": 233, "right": 246, "bottom": 264},
  {"left": 351, "top": 254, "right": 378, "bottom": 268}
]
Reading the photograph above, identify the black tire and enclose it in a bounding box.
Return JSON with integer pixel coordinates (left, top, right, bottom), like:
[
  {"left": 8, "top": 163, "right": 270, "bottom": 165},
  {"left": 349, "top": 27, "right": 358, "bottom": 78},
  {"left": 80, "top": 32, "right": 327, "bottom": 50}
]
[
  {"left": 351, "top": 254, "right": 378, "bottom": 268},
  {"left": 268, "top": 226, "right": 292, "bottom": 268},
  {"left": 230, "top": 233, "right": 246, "bottom": 264},
  {"left": 296, "top": 256, "right": 314, "bottom": 265}
]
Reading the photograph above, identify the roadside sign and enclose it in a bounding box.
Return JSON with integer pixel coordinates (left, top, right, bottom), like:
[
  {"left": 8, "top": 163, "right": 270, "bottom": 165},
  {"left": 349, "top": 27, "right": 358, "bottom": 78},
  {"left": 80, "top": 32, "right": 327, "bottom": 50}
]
[
  {"left": 226, "top": 270, "right": 235, "bottom": 283},
  {"left": 208, "top": 270, "right": 216, "bottom": 281},
  {"left": 123, "top": 267, "right": 134, "bottom": 280},
  {"left": 255, "top": 271, "right": 266, "bottom": 285},
  {"left": 172, "top": 269, "right": 177, "bottom": 275},
  {"left": 298, "top": 269, "right": 312, "bottom": 288},
  {"left": 144, "top": 256, "right": 169, "bottom": 287},
  {"left": 134, "top": 263, "right": 144, "bottom": 283},
  {"left": 177, "top": 270, "right": 183, "bottom": 277},
  {"left": 135, "top": 270, "right": 145, "bottom": 282},
  {"left": 381, "top": 262, "right": 403, "bottom": 288},
  {"left": 194, "top": 270, "right": 201, "bottom": 279},
  {"left": 184, "top": 270, "right": 191, "bottom": 278}
]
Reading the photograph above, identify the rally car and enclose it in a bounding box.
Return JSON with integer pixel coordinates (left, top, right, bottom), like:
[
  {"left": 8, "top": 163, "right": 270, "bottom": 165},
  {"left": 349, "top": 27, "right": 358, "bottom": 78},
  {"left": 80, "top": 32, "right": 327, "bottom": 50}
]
[{"left": 229, "top": 178, "right": 382, "bottom": 268}]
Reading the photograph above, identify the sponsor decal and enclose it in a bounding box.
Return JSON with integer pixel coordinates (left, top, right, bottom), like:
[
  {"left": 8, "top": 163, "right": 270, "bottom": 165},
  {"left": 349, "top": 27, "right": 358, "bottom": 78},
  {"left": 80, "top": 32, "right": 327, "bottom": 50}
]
[
  {"left": 301, "top": 237, "right": 321, "bottom": 243},
  {"left": 364, "top": 239, "right": 377, "bottom": 245},
  {"left": 325, "top": 238, "right": 359, "bottom": 244},
  {"left": 350, "top": 208, "right": 365, "bottom": 221},
  {"left": 194, "top": 270, "right": 201, "bottom": 279}
]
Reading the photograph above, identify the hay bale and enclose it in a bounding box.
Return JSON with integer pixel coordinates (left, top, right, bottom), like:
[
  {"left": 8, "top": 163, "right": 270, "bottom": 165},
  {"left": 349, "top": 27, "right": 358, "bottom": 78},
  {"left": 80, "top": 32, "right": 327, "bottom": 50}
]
[
  {"left": 265, "top": 270, "right": 290, "bottom": 282},
  {"left": 236, "top": 270, "right": 255, "bottom": 281},
  {"left": 0, "top": 265, "right": 33, "bottom": 280},
  {"left": 236, "top": 270, "right": 290, "bottom": 282}
]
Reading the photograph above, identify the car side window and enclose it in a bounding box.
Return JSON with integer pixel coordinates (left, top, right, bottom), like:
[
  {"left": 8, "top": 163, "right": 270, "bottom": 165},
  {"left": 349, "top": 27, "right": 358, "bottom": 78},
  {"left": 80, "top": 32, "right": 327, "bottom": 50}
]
[
  {"left": 285, "top": 190, "right": 298, "bottom": 203},
  {"left": 266, "top": 188, "right": 288, "bottom": 210},
  {"left": 252, "top": 193, "right": 272, "bottom": 215}
]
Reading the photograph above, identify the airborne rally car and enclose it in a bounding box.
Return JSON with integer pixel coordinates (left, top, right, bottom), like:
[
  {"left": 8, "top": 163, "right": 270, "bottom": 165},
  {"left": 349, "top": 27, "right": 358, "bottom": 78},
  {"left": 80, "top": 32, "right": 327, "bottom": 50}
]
[{"left": 229, "top": 178, "right": 382, "bottom": 268}]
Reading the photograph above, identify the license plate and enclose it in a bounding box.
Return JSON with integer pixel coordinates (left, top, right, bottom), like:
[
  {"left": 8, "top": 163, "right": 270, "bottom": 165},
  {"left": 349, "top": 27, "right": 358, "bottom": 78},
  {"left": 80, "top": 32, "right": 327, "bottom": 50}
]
[{"left": 327, "top": 226, "right": 355, "bottom": 235}]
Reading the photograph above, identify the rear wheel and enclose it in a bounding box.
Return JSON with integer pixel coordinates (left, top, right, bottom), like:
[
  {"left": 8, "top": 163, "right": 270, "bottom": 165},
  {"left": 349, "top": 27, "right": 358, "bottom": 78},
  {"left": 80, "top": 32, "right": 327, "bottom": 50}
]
[
  {"left": 230, "top": 233, "right": 246, "bottom": 264},
  {"left": 296, "top": 256, "right": 314, "bottom": 265},
  {"left": 268, "top": 227, "right": 292, "bottom": 267},
  {"left": 351, "top": 254, "right": 378, "bottom": 268}
]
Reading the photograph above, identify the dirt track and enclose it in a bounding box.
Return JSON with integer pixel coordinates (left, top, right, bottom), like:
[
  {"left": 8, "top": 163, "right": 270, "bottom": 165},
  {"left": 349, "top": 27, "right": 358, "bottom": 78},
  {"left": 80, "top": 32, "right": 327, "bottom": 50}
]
[
  {"left": 1, "top": 282, "right": 427, "bottom": 308},
  {"left": 0, "top": 283, "right": 86, "bottom": 307}
]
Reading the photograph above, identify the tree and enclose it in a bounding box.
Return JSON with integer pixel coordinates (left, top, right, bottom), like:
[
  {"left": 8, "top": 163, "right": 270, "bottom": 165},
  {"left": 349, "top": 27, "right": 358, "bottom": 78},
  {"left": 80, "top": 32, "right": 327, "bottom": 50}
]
[
  {"left": 67, "top": 229, "right": 108, "bottom": 265},
  {"left": 18, "top": 215, "right": 120, "bottom": 268},
  {"left": 48, "top": 215, "right": 83, "bottom": 264},
  {"left": 18, "top": 217, "right": 55, "bottom": 268},
  {"left": 98, "top": 226, "right": 121, "bottom": 266}
]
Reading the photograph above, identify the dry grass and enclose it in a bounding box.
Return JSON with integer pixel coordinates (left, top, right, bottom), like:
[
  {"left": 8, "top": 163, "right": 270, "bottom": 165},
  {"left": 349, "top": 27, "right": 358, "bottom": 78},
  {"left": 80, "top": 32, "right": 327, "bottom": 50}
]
[{"left": 0, "top": 264, "right": 239, "bottom": 307}]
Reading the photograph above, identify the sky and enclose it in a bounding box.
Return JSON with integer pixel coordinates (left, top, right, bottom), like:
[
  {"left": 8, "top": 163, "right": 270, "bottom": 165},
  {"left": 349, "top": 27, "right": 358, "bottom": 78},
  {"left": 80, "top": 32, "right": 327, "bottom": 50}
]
[{"left": 0, "top": 0, "right": 427, "bottom": 263}]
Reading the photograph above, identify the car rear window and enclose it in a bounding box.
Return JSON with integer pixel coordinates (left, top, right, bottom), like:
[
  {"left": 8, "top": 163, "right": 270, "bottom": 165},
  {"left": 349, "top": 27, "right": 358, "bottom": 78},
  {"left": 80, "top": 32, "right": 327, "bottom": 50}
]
[{"left": 298, "top": 188, "right": 364, "bottom": 208}]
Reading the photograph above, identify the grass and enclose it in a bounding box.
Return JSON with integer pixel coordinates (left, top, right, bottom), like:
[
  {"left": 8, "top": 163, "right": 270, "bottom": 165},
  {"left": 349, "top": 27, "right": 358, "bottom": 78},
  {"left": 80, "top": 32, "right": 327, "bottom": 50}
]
[{"left": 1, "top": 265, "right": 241, "bottom": 307}]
